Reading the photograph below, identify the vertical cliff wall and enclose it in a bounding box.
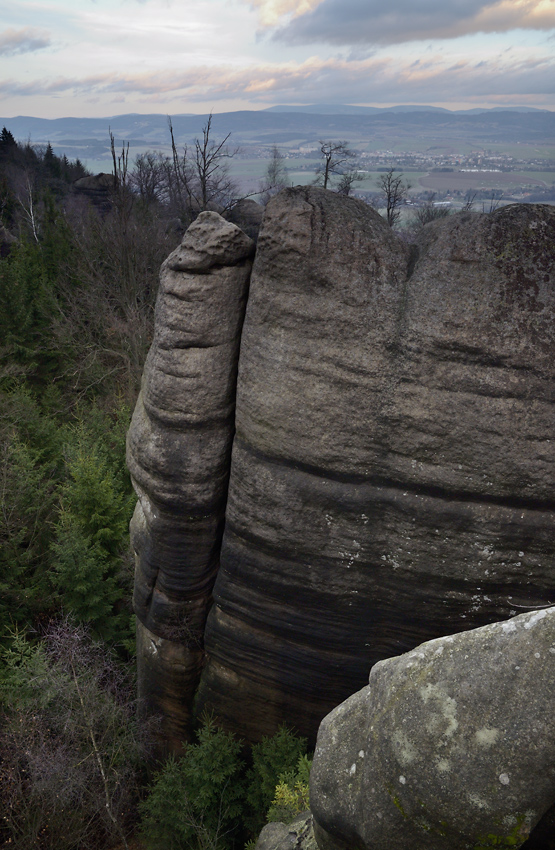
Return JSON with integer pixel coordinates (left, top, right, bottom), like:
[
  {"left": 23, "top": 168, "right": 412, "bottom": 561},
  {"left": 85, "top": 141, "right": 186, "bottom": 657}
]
[
  {"left": 194, "top": 191, "right": 555, "bottom": 743},
  {"left": 128, "top": 190, "right": 555, "bottom": 748},
  {"left": 127, "top": 212, "right": 254, "bottom": 750}
]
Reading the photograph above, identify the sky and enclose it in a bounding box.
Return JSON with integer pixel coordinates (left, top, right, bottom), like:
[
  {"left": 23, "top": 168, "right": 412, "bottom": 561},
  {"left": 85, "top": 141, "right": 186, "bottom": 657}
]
[{"left": 0, "top": 0, "right": 554, "bottom": 118}]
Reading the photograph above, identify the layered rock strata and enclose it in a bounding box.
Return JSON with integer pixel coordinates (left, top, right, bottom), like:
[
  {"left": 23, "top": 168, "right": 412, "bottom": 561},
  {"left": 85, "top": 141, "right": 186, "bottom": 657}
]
[
  {"left": 194, "top": 191, "right": 555, "bottom": 743},
  {"left": 127, "top": 212, "right": 254, "bottom": 749},
  {"left": 310, "top": 607, "right": 555, "bottom": 850}
]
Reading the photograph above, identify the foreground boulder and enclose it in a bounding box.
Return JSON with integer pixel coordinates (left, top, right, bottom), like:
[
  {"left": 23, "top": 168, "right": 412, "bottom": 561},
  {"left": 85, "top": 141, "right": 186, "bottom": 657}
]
[
  {"left": 310, "top": 607, "right": 555, "bottom": 850},
  {"left": 127, "top": 212, "right": 254, "bottom": 749}
]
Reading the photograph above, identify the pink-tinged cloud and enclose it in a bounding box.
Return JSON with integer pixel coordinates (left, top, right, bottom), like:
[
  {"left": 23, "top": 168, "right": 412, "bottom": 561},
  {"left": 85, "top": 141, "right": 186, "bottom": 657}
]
[
  {"left": 0, "top": 27, "right": 51, "bottom": 56},
  {"left": 0, "top": 52, "right": 553, "bottom": 105},
  {"left": 268, "top": 0, "right": 555, "bottom": 46}
]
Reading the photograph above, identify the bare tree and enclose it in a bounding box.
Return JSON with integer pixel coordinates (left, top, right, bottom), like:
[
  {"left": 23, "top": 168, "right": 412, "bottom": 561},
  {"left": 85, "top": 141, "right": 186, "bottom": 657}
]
[
  {"left": 13, "top": 170, "right": 40, "bottom": 241},
  {"left": 376, "top": 168, "right": 411, "bottom": 227},
  {"left": 0, "top": 620, "right": 153, "bottom": 850},
  {"left": 482, "top": 190, "right": 503, "bottom": 213},
  {"left": 316, "top": 140, "right": 354, "bottom": 190},
  {"left": 413, "top": 193, "right": 451, "bottom": 227},
  {"left": 166, "top": 115, "right": 239, "bottom": 222},
  {"left": 192, "top": 114, "right": 238, "bottom": 212},
  {"left": 259, "top": 145, "right": 289, "bottom": 204},
  {"left": 336, "top": 169, "right": 364, "bottom": 196},
  {"left": 462, "top": 191, "right": 476, "bottom": 212},
  {"left": 129, "top": 151, "right": 167, "bottom": 207}
]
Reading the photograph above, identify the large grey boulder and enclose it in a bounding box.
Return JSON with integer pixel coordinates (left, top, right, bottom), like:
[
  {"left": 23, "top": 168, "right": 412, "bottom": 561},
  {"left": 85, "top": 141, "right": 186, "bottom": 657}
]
[
  {"left": 194, "top": 190, "right": 555, "bottom": 744},
  {"left": 127, "top": 211, "right": 254, "bottom": 749},
  {"left": 310, "top": 607, "right": 555, "bottom": 850}
]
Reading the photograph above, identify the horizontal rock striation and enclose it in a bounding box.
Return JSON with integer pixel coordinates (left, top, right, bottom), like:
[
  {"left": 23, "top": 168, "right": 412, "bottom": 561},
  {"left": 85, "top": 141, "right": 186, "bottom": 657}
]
[
  {"left": 195, "top": 190, "right": 555, "bottom": 743},
  {"left": 127, "top": 212, "right": 254, "bottom": 749},
  {"left": 310, "top": 607, "right": 555, "bottom": 850}
]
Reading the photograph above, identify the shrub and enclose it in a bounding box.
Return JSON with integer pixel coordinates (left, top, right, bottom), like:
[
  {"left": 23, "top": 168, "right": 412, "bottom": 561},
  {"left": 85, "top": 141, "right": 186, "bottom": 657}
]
[
  {"left": 267, "top": 754, "right": 312, "bottom": 824},
  {"left": 244, "top": 725, "right": 307, "bottom": 834},
  {"left": 0, "top": 619, "right": 149, "bottom": 850},
  {"left": 139, "top": 715, "right": 246, "bottom": 850}
]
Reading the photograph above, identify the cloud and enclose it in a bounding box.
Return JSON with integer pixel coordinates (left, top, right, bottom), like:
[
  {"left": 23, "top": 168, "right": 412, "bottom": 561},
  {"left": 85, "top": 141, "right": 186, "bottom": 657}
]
[
  {"left": 0, "top": 50, "right": 553, "bottom": 105},
  {"left": 0, "top": 27, "right": 51, "bottom": 56},
  {"left": 243, "top": 0, "right": 321, "bottom": 28},
  {"left": 269, "top": 0, "right": 555, "bottom": 46}
]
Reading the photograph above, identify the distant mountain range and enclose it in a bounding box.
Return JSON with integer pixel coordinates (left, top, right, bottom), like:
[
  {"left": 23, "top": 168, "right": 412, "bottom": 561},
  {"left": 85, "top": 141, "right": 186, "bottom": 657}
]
[
  {"left": 263, "top": 104, "right": 551, "bottom": 115},
  {"left": 1, "top": 106, "right": 553, "bottom": 168}
]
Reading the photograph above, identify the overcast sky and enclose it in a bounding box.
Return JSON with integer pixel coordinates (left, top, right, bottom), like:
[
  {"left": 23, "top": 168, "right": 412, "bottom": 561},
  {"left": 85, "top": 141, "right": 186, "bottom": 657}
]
[{"left": 0, "top": 0, "right": 554, "bottom": 118}]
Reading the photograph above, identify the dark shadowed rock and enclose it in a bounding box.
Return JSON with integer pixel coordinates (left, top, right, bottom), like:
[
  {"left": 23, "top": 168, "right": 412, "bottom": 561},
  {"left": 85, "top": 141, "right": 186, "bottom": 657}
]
[
  {"left": 127, "top": 211, "right": 254, "bottom": 749},
  {"left": 310, "top": 607, "right": 555, "bottom": 850},
  {"left": 72, "top": 171, "right": 115, "bottom": 213},
  {"left": 226, "top": 198, "right": 264, "bottom": 242},
  {"left": 194, "top": 193, "right": 555, "bottom": 744}
]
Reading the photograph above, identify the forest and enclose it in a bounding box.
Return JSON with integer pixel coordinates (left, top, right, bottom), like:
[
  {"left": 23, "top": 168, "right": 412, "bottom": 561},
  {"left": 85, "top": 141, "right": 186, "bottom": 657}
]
[{"left": 0, "top": 123, "right": 312, "bottom": 850}]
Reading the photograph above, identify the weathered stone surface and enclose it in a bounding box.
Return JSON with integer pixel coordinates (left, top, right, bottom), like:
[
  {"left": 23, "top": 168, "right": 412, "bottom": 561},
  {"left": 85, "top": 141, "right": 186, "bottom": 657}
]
[
  {"left": 169, "top": 210, "right": 255, "bottom": 272},
  {"left": 310, "top": 607, "right": 555, "bottom": 850},
  {"left": 127, "top": 212, "right": 254, "bottom": 748},
  {"left": 195, "top": 191, "right": 555, "bottom": 744},
  {"left": 256, "top": 814, "right": 316, "bottom": 850}
]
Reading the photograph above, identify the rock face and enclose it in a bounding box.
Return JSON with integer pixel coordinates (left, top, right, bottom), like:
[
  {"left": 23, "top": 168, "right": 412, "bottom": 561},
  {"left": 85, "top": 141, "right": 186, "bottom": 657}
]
[
  {"left": 128, "top": 189, "right": 555, "bottom": 749},
  {"left": 310, "top": 607, "right": 555, "bottom": 850},
  {"left": 126, "top": 212, "right": 254, "bottom": 749},
  {"left": 194, "top": 191, "right": 555, "bottom": 743}
]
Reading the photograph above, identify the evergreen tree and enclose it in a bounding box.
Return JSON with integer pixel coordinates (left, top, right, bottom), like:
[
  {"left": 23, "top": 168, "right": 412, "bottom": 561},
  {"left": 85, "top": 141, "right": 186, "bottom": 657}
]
[
  {"left": 139, "top": 716, "right": 246, "bottom": 850},
  {"left": 245, "top": 725, "right": 307, "bottom": 833}
]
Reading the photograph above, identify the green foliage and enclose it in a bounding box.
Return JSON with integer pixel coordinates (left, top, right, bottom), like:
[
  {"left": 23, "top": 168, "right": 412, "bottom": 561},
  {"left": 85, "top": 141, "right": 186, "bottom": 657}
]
[
  {"left": 0, "top": 432, "right": 57, "bottom": 634},
  {"left": 0, "top": 387, "right": 135, "bottom": 647},
  {"left": 139, "top": 715, "right": 246, "bottom": 850},
  {"left": 0, "top": 238, "right": 64, "bottom": 386},
  {"left": 50, "top": 410, "right": 135, "bottom": 645},
  {"left": 267, "top": 755, "right": 312, "bottom": 824},
  {"left": 245, "top": 725, "right": 308, "bottom": 834}
]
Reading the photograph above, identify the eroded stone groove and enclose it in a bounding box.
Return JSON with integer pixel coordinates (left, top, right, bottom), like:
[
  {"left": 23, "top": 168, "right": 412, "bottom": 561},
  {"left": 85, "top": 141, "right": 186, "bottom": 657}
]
[
  {"left": 194, "top": 189, "right": 555, "bottom": 744},
  {"left": 127, "top": 212, "right": 254, "bottom": 750}
]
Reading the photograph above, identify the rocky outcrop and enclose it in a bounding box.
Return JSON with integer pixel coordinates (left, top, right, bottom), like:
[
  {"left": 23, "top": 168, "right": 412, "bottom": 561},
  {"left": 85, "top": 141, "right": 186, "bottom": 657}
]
[
  {"left": 194, "top": 191, "right": 555, "bottom": 743},
  {"left": 255, "top": 814, "right": 316, "bottom": 850},
  {"left": 128, "top": 189, "right": 554, "bottom": 749},
  {"left": 72, "top": 172, "right": 115, "bottom": 213},
  {"left": 127, "top": 211, "right": 254, "bottom": 750},
  {"left": 310, "top": 606, "right": 555, "bottom": 850}
]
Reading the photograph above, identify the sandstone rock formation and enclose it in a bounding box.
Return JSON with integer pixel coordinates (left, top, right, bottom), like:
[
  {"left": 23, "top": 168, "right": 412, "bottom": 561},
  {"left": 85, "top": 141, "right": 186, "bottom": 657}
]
[
  {"left": 128, "top": 189, "right": 555, "bottom": 749},
  {"left": 127, "top": 211, "right": 254, "bottom": 749},
  {"left": 310, "top": 606, "right": 555, "bottom": 850},
  {"left": 194, "top": 192, "right": 555, "bottom": 743}
]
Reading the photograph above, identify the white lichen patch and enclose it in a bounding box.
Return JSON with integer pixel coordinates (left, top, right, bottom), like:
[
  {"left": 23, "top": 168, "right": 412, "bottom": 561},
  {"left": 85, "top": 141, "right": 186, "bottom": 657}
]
[
  {"left": 436, "top": 758, "right": 451, "bottom": 773},
  {"left": 420, "top": 684, "right": 459, "bottom": 738},
  {"left": 392, "top": 729, "right": 418, "bottom": 765},
  {"left": 399, "top": 776, "right": 406, "bottom": 785},
  {"left": 358, "top": 750, "right": 365, "bottom": 759},
  {"left": 468, "top": 792, "right": 491, "bottom": 810},
  {"left": 524, "top": 610, "right": 547, "bottom": 629},
  {"left": 501, "top": 621, "right": 517, "bottom": 634},
  {"left": 499, "top": 773, "right": 510, "bottom": 785},
  {"left": 475, "top": 727, "right": 499, "bottom": 747},
  {"left": 349, "top": 763, "right": 356, "bottom": 776}
]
